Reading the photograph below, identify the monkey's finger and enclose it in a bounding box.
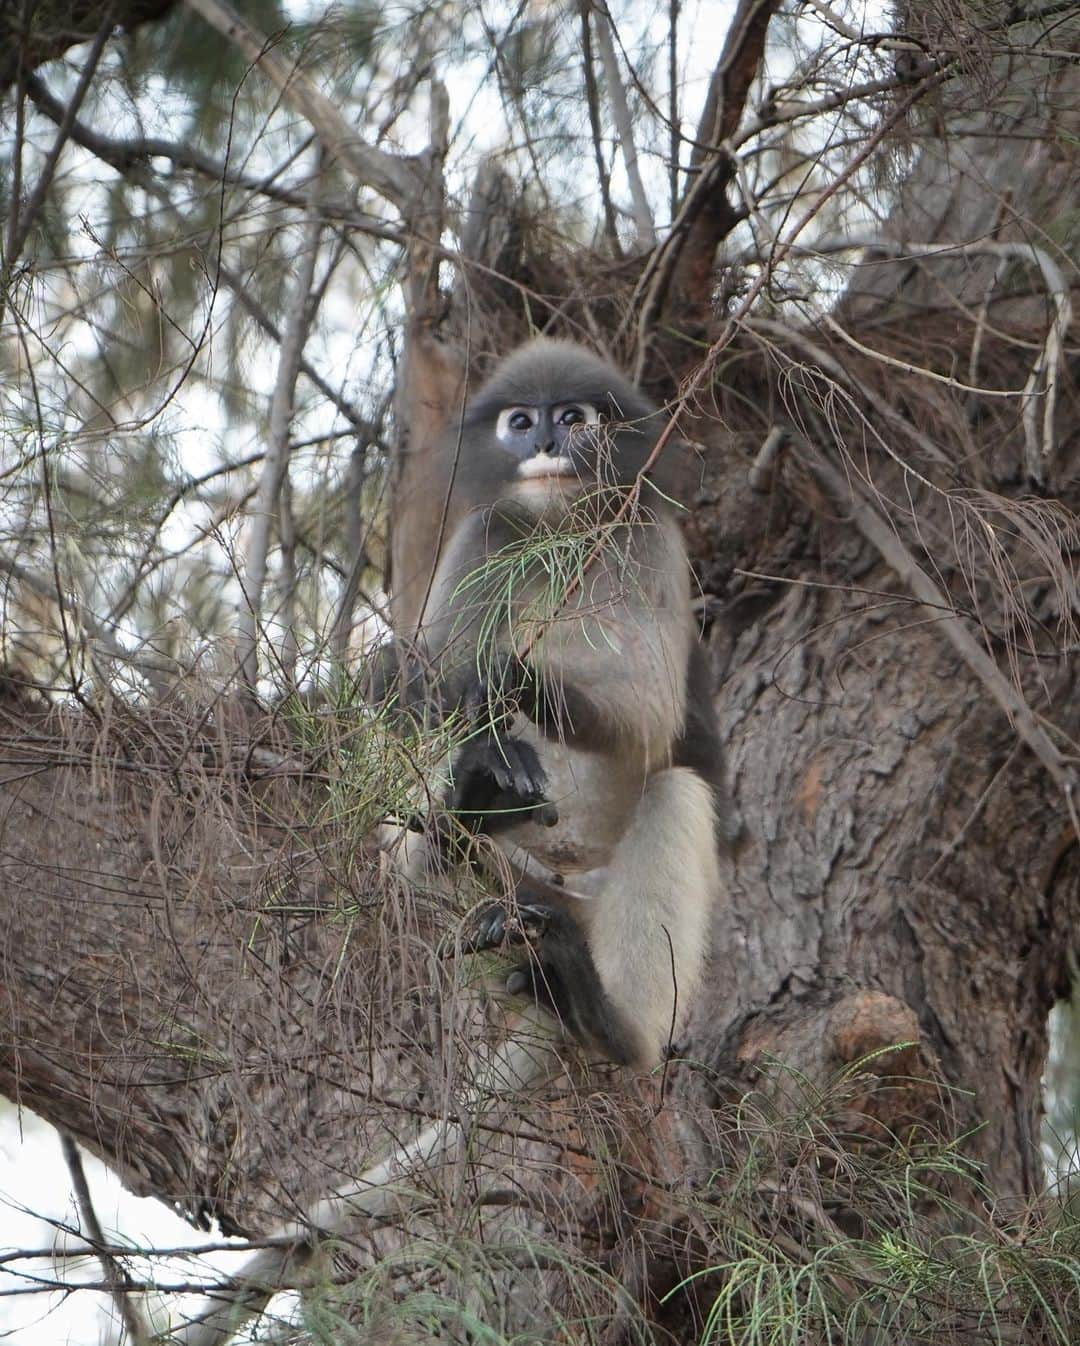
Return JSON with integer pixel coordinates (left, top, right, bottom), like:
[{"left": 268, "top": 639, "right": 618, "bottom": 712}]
[
  {"left": 505, "top": 968, "right": 530, "bottom": 996},
  {"left": 464, "top": 907, "right": 507, "bottom": 951},
  {"left": 516, "top": 902, "right": 555, "bottom": 938}
]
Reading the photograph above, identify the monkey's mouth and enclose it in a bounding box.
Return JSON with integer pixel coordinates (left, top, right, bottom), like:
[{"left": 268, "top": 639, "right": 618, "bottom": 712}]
[{"left": 517, "top": 455, "right": 577, "bottom": 480}]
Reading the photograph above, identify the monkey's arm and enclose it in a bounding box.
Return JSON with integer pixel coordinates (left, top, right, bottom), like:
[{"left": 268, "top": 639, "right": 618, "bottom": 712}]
[{"left": 447, "top": 732, "right": 555, "bottom": 836}]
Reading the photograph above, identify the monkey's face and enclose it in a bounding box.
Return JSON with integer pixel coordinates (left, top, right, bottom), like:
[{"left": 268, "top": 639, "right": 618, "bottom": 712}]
[
  {"left": 456, "top": 340, "right": 664, "bottom": 520},
  {"left": 494, "top": 400, "right": 599, "bottom": 513}
]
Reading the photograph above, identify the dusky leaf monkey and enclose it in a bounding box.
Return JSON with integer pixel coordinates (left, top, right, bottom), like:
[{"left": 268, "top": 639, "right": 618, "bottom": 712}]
[{"left": 375, "top": 338, "right": 727, "bottom": 1069}]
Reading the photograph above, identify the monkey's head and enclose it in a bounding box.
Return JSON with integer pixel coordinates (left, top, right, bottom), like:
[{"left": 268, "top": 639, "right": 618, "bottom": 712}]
[{"left": 455, "top": 339, "right": 665, "bottom": 519}]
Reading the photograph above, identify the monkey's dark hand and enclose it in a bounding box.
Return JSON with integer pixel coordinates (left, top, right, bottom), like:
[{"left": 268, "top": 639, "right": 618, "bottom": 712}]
[{"left": 447, "top": 732, "right": 558, "bottom": 835}]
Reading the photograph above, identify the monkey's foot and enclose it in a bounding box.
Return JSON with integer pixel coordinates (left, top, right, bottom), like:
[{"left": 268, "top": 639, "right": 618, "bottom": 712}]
[{"left": 465, "top": 901, "right": 554, "bottom": 953}]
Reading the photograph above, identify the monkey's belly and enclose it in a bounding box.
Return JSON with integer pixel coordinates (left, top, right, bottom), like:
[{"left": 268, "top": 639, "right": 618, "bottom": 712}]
[{"left": 501, "top": 733, "right": 641, "bottom": 873}]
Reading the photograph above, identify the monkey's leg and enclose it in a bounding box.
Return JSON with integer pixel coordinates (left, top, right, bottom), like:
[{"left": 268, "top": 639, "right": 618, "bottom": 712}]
[
  {"left": 466, "top": 900, "right": 643, "bottom": 1066},
  {"left": 587, "top": 767, "right": 719, "bottom": 1067}
]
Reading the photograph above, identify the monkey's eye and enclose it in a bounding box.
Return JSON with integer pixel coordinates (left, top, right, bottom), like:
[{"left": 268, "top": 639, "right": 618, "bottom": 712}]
[
  {"left": 554, "top": 403, "right": 600, "bottom": 427},
  {"left": 496, "top": 407, "right": 539, "bottom": 440}
]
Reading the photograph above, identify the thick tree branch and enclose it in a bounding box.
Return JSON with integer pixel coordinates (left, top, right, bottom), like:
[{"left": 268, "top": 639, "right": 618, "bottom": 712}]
[{"left": 630, "top": 0, "right": 779, "bottom": 367}]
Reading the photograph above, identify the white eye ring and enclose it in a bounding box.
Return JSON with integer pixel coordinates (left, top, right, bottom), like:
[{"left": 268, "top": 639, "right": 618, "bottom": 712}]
[
  {"left": 496, "top": 407, "right": 539, "bottom": 440},
  {"left": 554, "top": 403, "right": 601, "bottom": 427}
]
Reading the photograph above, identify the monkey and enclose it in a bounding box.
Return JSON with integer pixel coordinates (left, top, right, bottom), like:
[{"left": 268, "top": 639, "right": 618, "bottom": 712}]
[{"left": 376, "top": 337, "right": 726, "bottom": 1070}]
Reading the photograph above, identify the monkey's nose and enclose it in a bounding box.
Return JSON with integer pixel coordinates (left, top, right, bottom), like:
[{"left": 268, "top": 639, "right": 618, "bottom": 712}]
[{"left": 536, "top": 440, "right": 557, "bottom": 456}]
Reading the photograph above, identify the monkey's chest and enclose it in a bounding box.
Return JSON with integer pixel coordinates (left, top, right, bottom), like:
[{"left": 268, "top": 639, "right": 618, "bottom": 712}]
[{"left": 501, "top": 729, "right": 642, "bottom": 873}]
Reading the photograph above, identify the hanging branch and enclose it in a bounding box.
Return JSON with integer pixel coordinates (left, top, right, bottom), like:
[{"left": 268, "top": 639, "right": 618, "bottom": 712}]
[
  {"left": 60, "top": 1133, "right": 149, "bottom": 1346},
  {"left": 592, "top": 3, "right": 656, "bottom": 249},
  {"left": 237, "top": 165, "right": 324, "bottom": 688},
  {"left": 579, "top": 0, "right": 622, "bottom": 255}
]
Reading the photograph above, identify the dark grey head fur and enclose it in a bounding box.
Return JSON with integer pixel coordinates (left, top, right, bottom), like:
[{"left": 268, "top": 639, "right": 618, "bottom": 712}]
[{"left": 451, "top": 339, "right": 665, "bottom": 509}]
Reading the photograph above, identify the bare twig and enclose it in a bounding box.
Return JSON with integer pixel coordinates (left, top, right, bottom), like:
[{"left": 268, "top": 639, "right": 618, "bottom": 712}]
[
  {"left": 238, "top": 162, "right": 324, "bottom": 687},
  {"left": 667, "top": 0, "right": 681, "bottom": 219},
  {"left": 579, "top": 0, "right": 621, "bottom": 254},
  {"left": 592, "top": 3, "right": 655, "bottom": 249},
  {"left": 60, "top": 1133, "right": 148, "bottom": 1346}
]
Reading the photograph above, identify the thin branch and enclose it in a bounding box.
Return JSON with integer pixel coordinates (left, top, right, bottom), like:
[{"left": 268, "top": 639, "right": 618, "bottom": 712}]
[
  {"left": 592, "top": 3, "right": 655, "bottom": 249},
  {"left": 668, "top": 0, "right": 680, "bottom": 220},
  {"left": 237, "top": 165, "right": 324, "bottom": 687},
  {"left": 60, "top": 1133, "right": 148, "bottom": 1346},
  {"left": 579, "top": 0, "right": 621, "bottom": 255}
]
